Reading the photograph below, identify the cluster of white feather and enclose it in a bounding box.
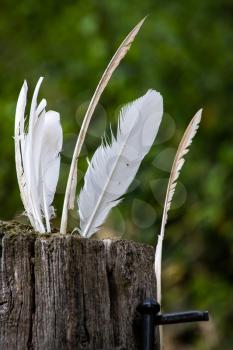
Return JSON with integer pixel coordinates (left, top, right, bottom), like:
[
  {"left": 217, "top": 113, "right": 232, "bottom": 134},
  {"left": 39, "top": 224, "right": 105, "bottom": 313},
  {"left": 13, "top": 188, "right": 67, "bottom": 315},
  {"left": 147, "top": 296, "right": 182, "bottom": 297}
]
[
  {"left": 15, "top": 79, "right": 163, "bottom": 235},
  {"left": 14, "top": 19, "right": 202, "bottom": 314},
  {"left": 15, "top": 77, "right": 62, "bottom": 233},
  {"left": 15, "top": 19, "right": 162, "bottom": 236}
]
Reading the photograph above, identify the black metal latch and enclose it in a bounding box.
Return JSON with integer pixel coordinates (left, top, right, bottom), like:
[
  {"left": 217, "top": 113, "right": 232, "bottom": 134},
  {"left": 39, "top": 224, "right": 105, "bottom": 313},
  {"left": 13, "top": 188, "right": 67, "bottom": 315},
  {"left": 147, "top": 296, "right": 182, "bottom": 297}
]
[{"left": 137, "top": 298, "right": 209, "bottom": 350}]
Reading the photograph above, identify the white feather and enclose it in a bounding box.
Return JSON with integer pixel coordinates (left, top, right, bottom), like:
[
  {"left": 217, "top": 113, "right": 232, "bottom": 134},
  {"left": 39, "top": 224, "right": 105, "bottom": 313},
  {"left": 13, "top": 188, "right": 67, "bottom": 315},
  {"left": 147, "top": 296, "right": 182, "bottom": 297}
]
[
  {"left": 78, "top": 90, "right": 163, "bottom": 238},
  {"left": 14, "top": 77, "right": 63, "bottom": 233},
  {"left": 154, "top": 109, "right": 202, "bottom": 304}
]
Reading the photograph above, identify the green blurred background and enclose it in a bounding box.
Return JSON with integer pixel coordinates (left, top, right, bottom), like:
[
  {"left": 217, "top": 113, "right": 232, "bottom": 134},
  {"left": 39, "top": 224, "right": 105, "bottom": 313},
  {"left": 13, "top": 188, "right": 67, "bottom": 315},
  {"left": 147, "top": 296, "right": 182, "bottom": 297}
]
[{"left": 0, "top": 0, "right": 232, "bottom": 348}]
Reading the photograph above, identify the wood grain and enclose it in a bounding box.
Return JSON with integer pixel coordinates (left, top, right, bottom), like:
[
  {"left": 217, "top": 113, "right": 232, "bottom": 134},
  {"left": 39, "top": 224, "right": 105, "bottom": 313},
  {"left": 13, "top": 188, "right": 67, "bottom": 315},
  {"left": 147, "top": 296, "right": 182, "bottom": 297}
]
[{"left": 0, "top": 221, "right": 159, "bottom": 349}]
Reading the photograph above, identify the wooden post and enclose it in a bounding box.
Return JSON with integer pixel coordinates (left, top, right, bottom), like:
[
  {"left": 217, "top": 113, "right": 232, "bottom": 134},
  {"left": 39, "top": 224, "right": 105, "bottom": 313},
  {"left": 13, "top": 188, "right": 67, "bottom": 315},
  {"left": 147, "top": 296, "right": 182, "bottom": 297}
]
[{"left": 0, "top": 221, "right": 159, "bottom": 350}]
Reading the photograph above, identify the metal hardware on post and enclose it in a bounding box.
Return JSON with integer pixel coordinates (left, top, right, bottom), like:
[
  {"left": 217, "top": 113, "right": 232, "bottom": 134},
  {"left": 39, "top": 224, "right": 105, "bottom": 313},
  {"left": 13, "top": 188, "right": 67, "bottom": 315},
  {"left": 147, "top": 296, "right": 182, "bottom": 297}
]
[
  {"left": 137, "top": 299, "right": 160, "bottom": 350},
  {"left": 137, "top": 298, "right": 209, "bottom": 350},
  {"left": 155, "top": 310, "right": 209, "bottom": 325}
]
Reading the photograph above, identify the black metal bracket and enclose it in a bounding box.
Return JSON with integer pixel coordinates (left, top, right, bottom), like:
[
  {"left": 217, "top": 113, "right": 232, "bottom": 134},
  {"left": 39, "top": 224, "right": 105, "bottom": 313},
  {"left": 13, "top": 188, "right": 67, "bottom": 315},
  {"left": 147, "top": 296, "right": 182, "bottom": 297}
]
[{"left": 137, "top": 298, "right": 209, "bottom": 350}]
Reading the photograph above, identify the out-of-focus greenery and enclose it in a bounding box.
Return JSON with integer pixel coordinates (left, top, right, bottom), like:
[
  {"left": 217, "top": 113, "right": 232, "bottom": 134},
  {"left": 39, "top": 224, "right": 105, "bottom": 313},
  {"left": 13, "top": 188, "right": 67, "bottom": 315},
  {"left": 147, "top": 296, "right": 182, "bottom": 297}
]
[{"left": 0, "top": 1, "right": 232, "bottom": 348}]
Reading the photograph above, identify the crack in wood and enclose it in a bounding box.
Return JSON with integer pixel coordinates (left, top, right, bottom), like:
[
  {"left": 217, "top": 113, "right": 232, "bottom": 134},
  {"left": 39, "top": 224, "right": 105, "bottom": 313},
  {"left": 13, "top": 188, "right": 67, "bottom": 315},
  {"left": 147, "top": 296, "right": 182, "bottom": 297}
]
[{"left": 0, "top": 234, "right": 13, "bottom": 323}]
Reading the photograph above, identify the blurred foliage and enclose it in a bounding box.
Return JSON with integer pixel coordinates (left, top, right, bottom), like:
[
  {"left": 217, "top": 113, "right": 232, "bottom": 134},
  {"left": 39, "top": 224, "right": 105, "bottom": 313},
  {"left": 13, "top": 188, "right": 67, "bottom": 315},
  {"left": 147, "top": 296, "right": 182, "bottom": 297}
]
[{"left": 0, "top": 0, "right": 232, "bottom": 348}]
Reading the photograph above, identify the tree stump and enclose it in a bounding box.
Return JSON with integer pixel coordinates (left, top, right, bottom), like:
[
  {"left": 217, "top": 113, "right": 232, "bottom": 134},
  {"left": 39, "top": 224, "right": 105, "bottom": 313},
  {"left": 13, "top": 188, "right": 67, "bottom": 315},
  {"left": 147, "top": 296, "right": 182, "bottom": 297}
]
[{"left": 0, "top": 221, "right": 159, "bottom": 350}]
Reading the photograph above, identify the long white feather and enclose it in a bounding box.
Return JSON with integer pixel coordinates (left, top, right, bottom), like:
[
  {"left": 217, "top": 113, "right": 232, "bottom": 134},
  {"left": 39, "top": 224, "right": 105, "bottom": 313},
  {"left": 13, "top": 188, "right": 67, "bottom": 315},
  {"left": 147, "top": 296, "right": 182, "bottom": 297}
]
[
  {"left": 78, "top": 90, "right": 163, "bottom": 238},
  {"left": 154, "top": 109, "right": 202, "bottom": 304},
  {"left": 60, "top": 17, "right": 146, "bottom": 234},
  {"left": 15, "top": 78, "right": 63, "bottom": 233}
]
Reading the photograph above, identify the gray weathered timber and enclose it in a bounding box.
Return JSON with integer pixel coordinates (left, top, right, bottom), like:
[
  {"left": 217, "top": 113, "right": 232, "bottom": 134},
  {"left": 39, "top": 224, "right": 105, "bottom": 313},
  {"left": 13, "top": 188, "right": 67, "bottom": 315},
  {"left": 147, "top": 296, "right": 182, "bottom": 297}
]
[{"left": 0, "top": 221, "right": 159, "bottom": 350}]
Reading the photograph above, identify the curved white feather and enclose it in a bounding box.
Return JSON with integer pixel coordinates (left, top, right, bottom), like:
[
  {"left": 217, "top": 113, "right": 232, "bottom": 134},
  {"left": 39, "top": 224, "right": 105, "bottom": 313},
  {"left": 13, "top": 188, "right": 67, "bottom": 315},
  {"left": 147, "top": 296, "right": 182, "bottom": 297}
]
[
  {"left": 78, "top": 90, "right": 163, "bottom": 238},
  {"left": 15, "top": 81, "right": 36, "bottom": 228},
  {"left": 39, "top": 111, "right": 63, "bottom": 231},
  {"left": 154, "top": 109, "right": 202, "bottom": 304},
  {"left": 23, "top": 79, "right": 46, "bottom": 232},
  {"left": 60, "top": 17, "right": 146, "bottom": 234}
]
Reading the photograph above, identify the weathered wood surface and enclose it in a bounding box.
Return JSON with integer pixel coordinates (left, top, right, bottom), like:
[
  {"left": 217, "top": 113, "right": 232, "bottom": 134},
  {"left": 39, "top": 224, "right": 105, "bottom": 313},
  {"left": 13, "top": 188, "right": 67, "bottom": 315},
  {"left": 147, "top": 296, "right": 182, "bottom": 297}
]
[{"left": 0, "top": 221, "right": 159, "bottom": 350}]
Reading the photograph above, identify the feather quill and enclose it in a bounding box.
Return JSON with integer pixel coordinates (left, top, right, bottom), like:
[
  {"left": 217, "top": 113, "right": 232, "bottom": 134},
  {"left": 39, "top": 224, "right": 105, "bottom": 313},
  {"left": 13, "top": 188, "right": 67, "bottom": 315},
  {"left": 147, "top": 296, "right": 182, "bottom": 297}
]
[
  {"left": 15, "top": 78, "right": 63, "bottom": 233},
  {"left": 154, "top": 109, "right": 202, "bottom": 304},
  {"left": 60, "top": 17, "right": 146, "bottom": 234},
  {"left": 78, "top": 90, "right": 163, "bottom": 238}
]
